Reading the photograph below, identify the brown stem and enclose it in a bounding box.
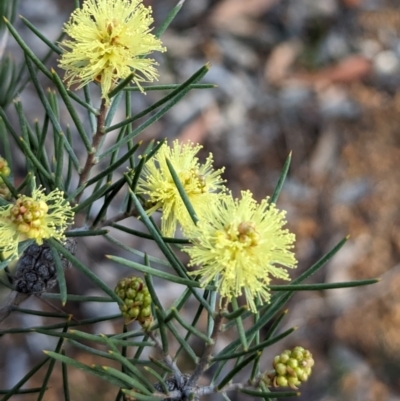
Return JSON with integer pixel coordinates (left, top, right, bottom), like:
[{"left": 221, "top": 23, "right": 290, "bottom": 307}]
[
  {"left": 187, "top": 297, "right": 229, "bottom": 387},
  {"left": 74, "top": 99, "right": 108, "bottom": 204}
]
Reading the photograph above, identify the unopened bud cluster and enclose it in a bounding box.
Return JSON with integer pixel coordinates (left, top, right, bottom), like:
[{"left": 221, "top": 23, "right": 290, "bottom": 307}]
[
  {"left": 0, "top": 157, "right": 11, "bottom": 199},
  {"left": 115, "top": 276, "right": 153, "bottom": 329},
  {"left": 262, "top": 346, "right": 314, "bottom": 389},
  {"left": 9, "top": 195, "right": 49, "bottom": 240}
]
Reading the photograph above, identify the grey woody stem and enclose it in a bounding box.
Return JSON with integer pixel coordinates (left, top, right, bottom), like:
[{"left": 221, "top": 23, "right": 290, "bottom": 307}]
[
  {"left": 74, "top": 99, "right": 108, "bottom": 204},
  {"left": 187, "top": 297, "right": 228, "bottom": 387}
]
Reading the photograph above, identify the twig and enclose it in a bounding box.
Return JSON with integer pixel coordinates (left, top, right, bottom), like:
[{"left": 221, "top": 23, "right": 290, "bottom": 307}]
[
  {"left": 75, "top": 99, "right": 108, "bottom": 203},
  {"left": 187, "top": 297, "right": 228, "bottom": 387}
]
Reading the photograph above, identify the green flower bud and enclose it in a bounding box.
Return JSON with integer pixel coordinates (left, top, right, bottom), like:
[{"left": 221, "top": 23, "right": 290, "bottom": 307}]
[
  {"left": 114, "top": 276, "right": 153, "bottom": 330},
  {"left": 264, "top": 346, "right": 314, "bottom": 390}
]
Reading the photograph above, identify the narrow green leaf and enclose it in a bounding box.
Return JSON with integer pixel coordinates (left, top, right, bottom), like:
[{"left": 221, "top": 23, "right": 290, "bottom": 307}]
[
  {"left": 92, "top": 178, "right": 126, "bottom": 227},
  {"left": 264, "top": 309, "right": 288, "bottom": 339},
  {"left": 4, "top": 17, "right": 52, "bottom": 79},
  {"left": 239, "top": 389, "right": 299, "bottom": 398},
  {"left": 270, "top": 279, "right": 379, "bottom": 291},
  {"left": 24, "top": 56, "right": 80, "bottom": 172},
  {"left": 127, "top": 192, "right": 188, "bottom": 278},
  {"left": 61, "top": 349, "right": 71, "bottom": 401},
  {"left": 110, "top": 224, "right": 190, "bottom": 244},
  {"left": 102, "top": 366, "right": 153, "bottom": 392},
  {"left": 293, "top": 236, "right": 349, "bottom": 284},
  {"left": 105, "top": 351, "right": 154, "bottom": 394},
  {"left": 104, "top": 90, "right": 124, "bottom": 128},
  {"left": 122, "top": 390, "right": 164, "bottom": 401},
  {"left": 212, "top": 327, "right": 297, "bottom": 362},
  {"left": 101, "top": 64, "right": 209, "bottom": 152},
  {"left": 231, "top": 298, "right": 248, "bottom": 350},
  {"left": 217, "top": 352, "right": 262, "bottom": 390},
  {"left": 65, "top": 229, "right": 109, "bottom": 237},
  {"left": 0, "top": 117, "right": 12, "bottom": 166},
  {"left": 83, "top": 85, "right": 96, "bottom": 132},
  {"left": 105, "top": 235, "right": 171, "bottom": 268},
  {"left": 18, "top": 137, "right": 53, "bottom": 181},
  {"left": 108, "top": 73, "right": 134, "bottom": 99},
  {"left": 143, "top": 367, "right": 169, "bottom": 394},
  {"left": 39, "top": 328, "right": 154, "bottom": 348},
  {"left": 269, "top": 152, "right": 291, "bottom": 204},
  {"left": 44, "top": 351, "right": 129, "bottom": 388},
  {"left": 166, "top": 158, "right": 198, "bottom": 225},
  {"left": 20, "top": 16, "right": 62, "bottom": 54},
  {"left": 72, "top": 181, "right": 111, "bottom": 214},
  {"left": 85, "top": 141, "right": 139, "bottom": 187},
  {"left": 221, "top": 306, "right": 248, "bottom": 320},
  {"left": 52, "top": 69, "right": 92, "bottom": 152},
  {"left": 148, "top": 356, "right": 173, "bottom": 373},
  {"left": 67, "top": 338, "right": 117, "bottom": 360},
  {"left": 48, "top": 240, "right": 68, "bottom": 305},
  {"left": 37, "top": 321, "right": 70, "bottom": 401},
  {"left": 0, "top": 388, "right": 45, "bottom": 395},
  {"left": 107, "top": 255, "right": 198, "bottom": 288},
  {"left": 0, "top": 106, "right": 20, "bottom": 145},
  {"left": 49, "top": 239, "right": 123, "bottom": 305},
  {"left": 42, "top": 293, "right": 114, "bottom": 302},
  {"left": 124, "top": 84, "right": 215, "bottom": 92},
  {"left": 154, "top": 307, "right": 169, "bottom": 354},
  {"left": 0, "top": 357, "right": 50, "bottom": 401},
  {"left": 10, "top": 306, "right": 70, "bottom": 319},
  {"left": 0, "top": 314, "right": 120, "bottom": 335},
  {"left": 171, "top": 308, "right": 213, "bottom": 344},
  {"left": 0, "top": 173, "right": 18, "bottom": 198},
  {"left": 155, "top": 0, "right": 185, "bottom": 38}
]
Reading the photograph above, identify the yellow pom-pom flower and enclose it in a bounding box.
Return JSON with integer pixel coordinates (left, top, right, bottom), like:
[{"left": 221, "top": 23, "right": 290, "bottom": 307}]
[
  {"left": 184, "top": 191, "right": 297, "bottom": 312},
  {"left": 58, "top": 0, "right": 166, "bottom": 103},
  {"left": 0, "top": 187, "right": 74, "bottom": 260},
  {"left": 136, "top": 140, "right": 226, "bottom": 237}
]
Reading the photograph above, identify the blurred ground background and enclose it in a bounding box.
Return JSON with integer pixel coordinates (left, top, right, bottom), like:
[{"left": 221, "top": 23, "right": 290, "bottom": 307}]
[{"left": 1, "top": 0, "right": 400, "bottom": 400}]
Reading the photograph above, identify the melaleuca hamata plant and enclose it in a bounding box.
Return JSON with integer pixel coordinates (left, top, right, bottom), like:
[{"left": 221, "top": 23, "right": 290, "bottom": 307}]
[{"left": 0, "top": 1, "right": 378, "bottom": 400}]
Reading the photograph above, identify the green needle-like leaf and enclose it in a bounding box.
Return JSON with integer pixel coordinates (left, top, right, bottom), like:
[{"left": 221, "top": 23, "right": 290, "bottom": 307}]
[
  {"left": 124, "top": 84, "right": 215, "bottom": 92},
  {"left": 37, "top": 321, "right": 70, "bottom": 401},
  {"left": 155, "top": 0, "right": 185, "bottom": 38},
  {"left": 20, "top": 16, "right": 62, "bottom": 55},
  {"left": 269, "top": 279, "right": 379, "bottom": 291},
  {"left": 48, "top": 240, "right": 68, "bottom": 305},
  {"left": 101, "top": 64, "right": 209, "bottom": 152},
  {"left": 217, "top": 352, "right": 262, "bottom": 390},
  {"left": 49, "top": 239, "right": 123, "bottom": 305},
  {"left": 166, "top": 158, "right": 198, "bottom": 225},
  {"left": 51, "top": 69, "right": 92, "bottom": 152},
  {"left": 0, "top": 357, "right": 50, "bottom": 401},
  {"left": 44, "top": 351, "right": 129, "bottom": 388},
  {"left": 270, "top": 152, "right": 291, "bottom": 204},
  {"left": 108, "top": 73, "right": 134, "bottom": 99},
  {"left": 239, "top": 389, "right": 300, "bottom": 398},
  {"left": 122, "top": 390, "right": 164, "bottom": 401}
]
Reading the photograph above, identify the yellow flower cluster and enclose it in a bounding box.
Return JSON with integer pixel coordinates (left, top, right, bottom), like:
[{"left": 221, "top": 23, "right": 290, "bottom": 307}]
[
  {"left": 137, "top": 141, "right": 297, "bottom": 313},
  {"left": 0, "top": 187, "right": 74, "bottom": 260},
  {"left": 137, "top": 140, "right": 226, "bottom": 237},
  {"left": 59, "top": 0, "right": 165, "bottom": 103}
]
